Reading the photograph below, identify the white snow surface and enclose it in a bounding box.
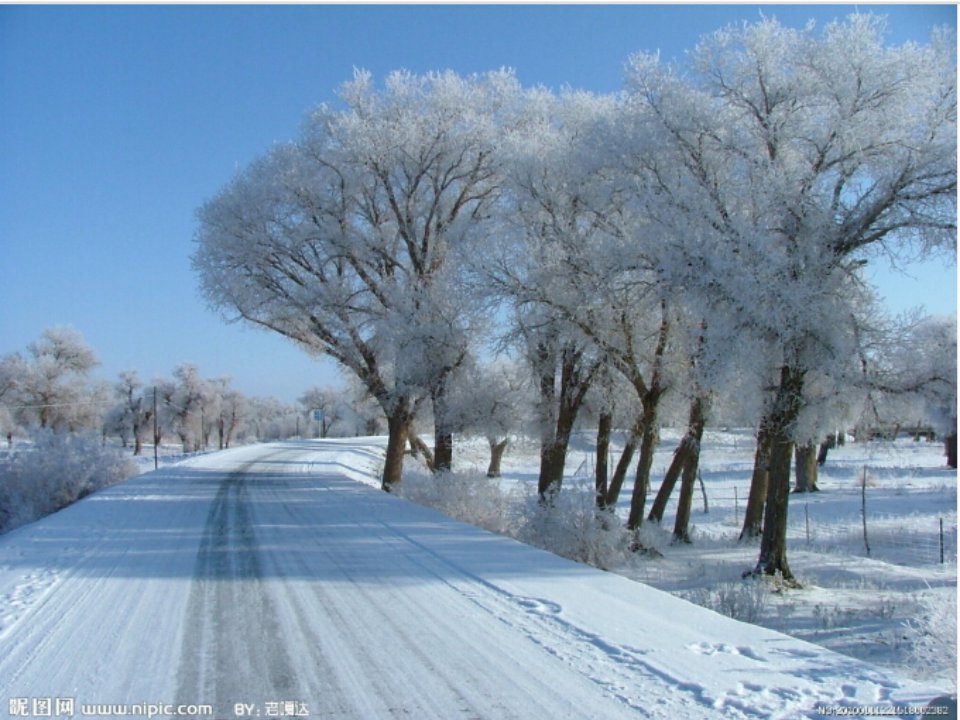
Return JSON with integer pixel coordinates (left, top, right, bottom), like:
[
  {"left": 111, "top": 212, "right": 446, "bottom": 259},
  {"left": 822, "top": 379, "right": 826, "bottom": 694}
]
[{"left": 0, "top": 439, "right": 949, "bottom": 719}]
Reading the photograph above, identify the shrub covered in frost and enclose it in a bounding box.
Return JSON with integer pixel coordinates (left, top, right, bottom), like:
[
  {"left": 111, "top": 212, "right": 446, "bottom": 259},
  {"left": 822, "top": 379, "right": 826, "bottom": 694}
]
[
  {"left": 0, "top": 429, "right": 137, "bottom": 533},
  {"left": 681, "top": 579, "right": 769, "bottom": 623},
  {"left": 903, "top": 590, "right": 958, "bottom": 689},
  {"left": 398, "top": 469, "right": 512, "bottom": 535},
  {"left": 513, "top": 480, "right": 635, "bottom": 570},
  {"left": 400, "top": 471, "right": 637, "bottom": 570}
]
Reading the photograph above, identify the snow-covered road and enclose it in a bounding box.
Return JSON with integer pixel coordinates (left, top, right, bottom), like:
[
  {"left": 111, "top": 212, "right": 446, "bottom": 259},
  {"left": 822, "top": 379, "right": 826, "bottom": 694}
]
[{"left": 0, "top": 440, "right": 948, "bottom": 719}]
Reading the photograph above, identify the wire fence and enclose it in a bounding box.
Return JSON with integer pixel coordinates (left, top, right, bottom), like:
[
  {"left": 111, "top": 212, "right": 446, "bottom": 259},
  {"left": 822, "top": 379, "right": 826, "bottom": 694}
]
[
  {"left": 538, "top": 452, "right": 954, "bottom": 568},
  {"left": 705, "top": 485, "right": 957, "bottom": 567}
]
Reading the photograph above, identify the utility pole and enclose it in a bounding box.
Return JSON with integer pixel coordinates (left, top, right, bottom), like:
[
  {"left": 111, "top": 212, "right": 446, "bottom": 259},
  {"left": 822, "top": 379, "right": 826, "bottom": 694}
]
[
  {"left": 153, "top": 387, "right": 159, "bottom": 471},
  {"left": 861, "top": 466, "right": 870, "bottom": 557}
]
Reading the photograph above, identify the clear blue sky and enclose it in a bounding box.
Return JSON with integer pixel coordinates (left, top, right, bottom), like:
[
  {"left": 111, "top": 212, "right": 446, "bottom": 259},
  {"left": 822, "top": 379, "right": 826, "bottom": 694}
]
[{"left": 1, "top": 4, "right": 955, "bottom": 404}]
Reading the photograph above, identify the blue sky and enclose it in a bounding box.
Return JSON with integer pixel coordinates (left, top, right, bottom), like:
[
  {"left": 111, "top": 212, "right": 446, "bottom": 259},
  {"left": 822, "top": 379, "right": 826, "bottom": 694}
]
[{"left": 1, "top": 4, "right": 955, "bottom": 404}]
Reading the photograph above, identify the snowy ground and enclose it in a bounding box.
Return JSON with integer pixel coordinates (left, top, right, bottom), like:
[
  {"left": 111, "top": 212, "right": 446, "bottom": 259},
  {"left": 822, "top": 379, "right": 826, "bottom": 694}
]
[
  {"left": 0, "top": 437, "right": 953, "bottom": 719},
  {"left": 436, "top": 430, "right": 958, "bottom": 694}
]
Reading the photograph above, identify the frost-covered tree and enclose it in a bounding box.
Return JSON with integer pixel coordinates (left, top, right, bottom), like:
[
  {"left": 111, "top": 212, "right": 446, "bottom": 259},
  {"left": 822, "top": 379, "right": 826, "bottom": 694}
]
[
  {"left": 107, "top": 370, "right": 153, "bottom": 455},
  {"left": 487, "top": 90, "right": 623, "bottom": 501},
  {"left": 624, "top": 15, "right": 956, "bottom": 580},
  {"left": 906, "top": 317, "right": 957, "bottom": 467},
  {"left": 244, "top": 396, "right": 299, "bottom": 442},
  {"left": 490, "top": 87, "right": 689, "bottom": 529},
  {"left": 0, "top": 353, "right": 23, "bottom": 404},
  {"left": 0, "top": 353, "right": 27, "bottom": 442},
  {"left": 207, "top": 377, "right": 245, "bottom": 449},
  {"left": 511, "top": 308, "right": 602, "bottom": 500},
  {"left": 858, "top": 313, "right": 958, "bottom": 464},
  {"left": 444, "top": 357, "right": 533, "bottom": 477},
  {"left": 16, "top": 327, "right": 100, "bottom": 431},
  {"left": 340, "top": 376, "right": 387, "bottom": 437},
  {"left": 299, "top": 385, "right": 350, "bottom": 438},
  {"left": 157, "top": 363, "right": 211, "bottom": 453},
  {"left": 194, "top": 69, "right": 522, "bottom": 489}
]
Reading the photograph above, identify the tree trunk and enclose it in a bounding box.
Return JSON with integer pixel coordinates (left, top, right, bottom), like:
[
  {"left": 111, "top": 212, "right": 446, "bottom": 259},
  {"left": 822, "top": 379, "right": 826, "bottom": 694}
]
[
  {"left": 535, "top": 342, "right": 559, "bottom": 498},
  {"left": 487, "top": 437, "right": 509, "bottom": 478},
  {"left": 649, "top": 395, "right": 705, "bottom": 525},
  {"left": 538, "top": 397, "right": 577, "bottom": 498},
  {"left": 409, "top": 433, "right": 436, "bottom": 472},
  {"left": 649, "top": 440, "right": 687, "bottom": 524},
  {"left": 756, "top": 432, "right": 795, "bottom": 580},
  {"left": 537, "top": 343, "right": 595, "bottom": 500},
  {"left": 432, "top": 380, "right": 454, "bottom": 472},
  {"left": 946, "top": 433, "right": 958, "bottom": 469},
  {"left": 433, "top": 431, "right": 453, "bottom": 473},
  {"left": 946, "top": 418, "right": 957, "bottom": 469},
  {"left": 595, "top": 413, "right": 612, "bottom": 508},
  {"left": 816, "top": 433, "right": 835, "bottom": 466},
  {"left": 382, "top": 413, "right": 411, "bottom": 491},
  {"left": 740, "top": 430, "right": 771, "bottom": 540},
  {"left": 604, "top": 418, "right": 641, "bottom": 507},
  {"left": 625, "top": 304, "right": 670, "bottom": 532},
  {"left": 626, "top": 421, "right": 658, "bottom": 531},
  {"left": 673, "top": 434, "right": 702, "bottom": 544},
  {"left": 224, "top": 414, "right": 236, "bottom": 449},
  {"left": 752, "top": 365, "right": 804, "bottom": 583},
  {"left": 793, "top": 444, "right": 819, "bottom": 492},
  {"left": 669, "top": 396, "right": 706, "bottom": 542}
]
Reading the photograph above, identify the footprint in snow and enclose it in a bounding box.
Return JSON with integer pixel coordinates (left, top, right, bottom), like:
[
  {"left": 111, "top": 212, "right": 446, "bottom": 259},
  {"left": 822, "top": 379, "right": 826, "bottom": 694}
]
[
  {"left": 687, "top": 642, "right": 765, "bottom": 662},
  {"left": 515, "top": 597, "right": 562, "bottom": 615},
  {"left": 0, "top": 569, "right": 60, "bottom": 636}
]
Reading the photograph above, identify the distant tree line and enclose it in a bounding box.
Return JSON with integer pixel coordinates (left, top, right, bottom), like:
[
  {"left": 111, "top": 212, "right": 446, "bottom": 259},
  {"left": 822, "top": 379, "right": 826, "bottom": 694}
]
[{"left": 0, "top": 327, "right": 382, "bottom": 454}]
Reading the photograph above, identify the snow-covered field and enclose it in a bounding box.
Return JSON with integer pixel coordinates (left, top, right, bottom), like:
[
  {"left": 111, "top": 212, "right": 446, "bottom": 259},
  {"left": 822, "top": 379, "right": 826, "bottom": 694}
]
[
  {"left": 422, "top": 430, "right": 958, "bottom": 695},
  {"left": 0, "top": 436, "right": 954, "bottom": 719}
]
